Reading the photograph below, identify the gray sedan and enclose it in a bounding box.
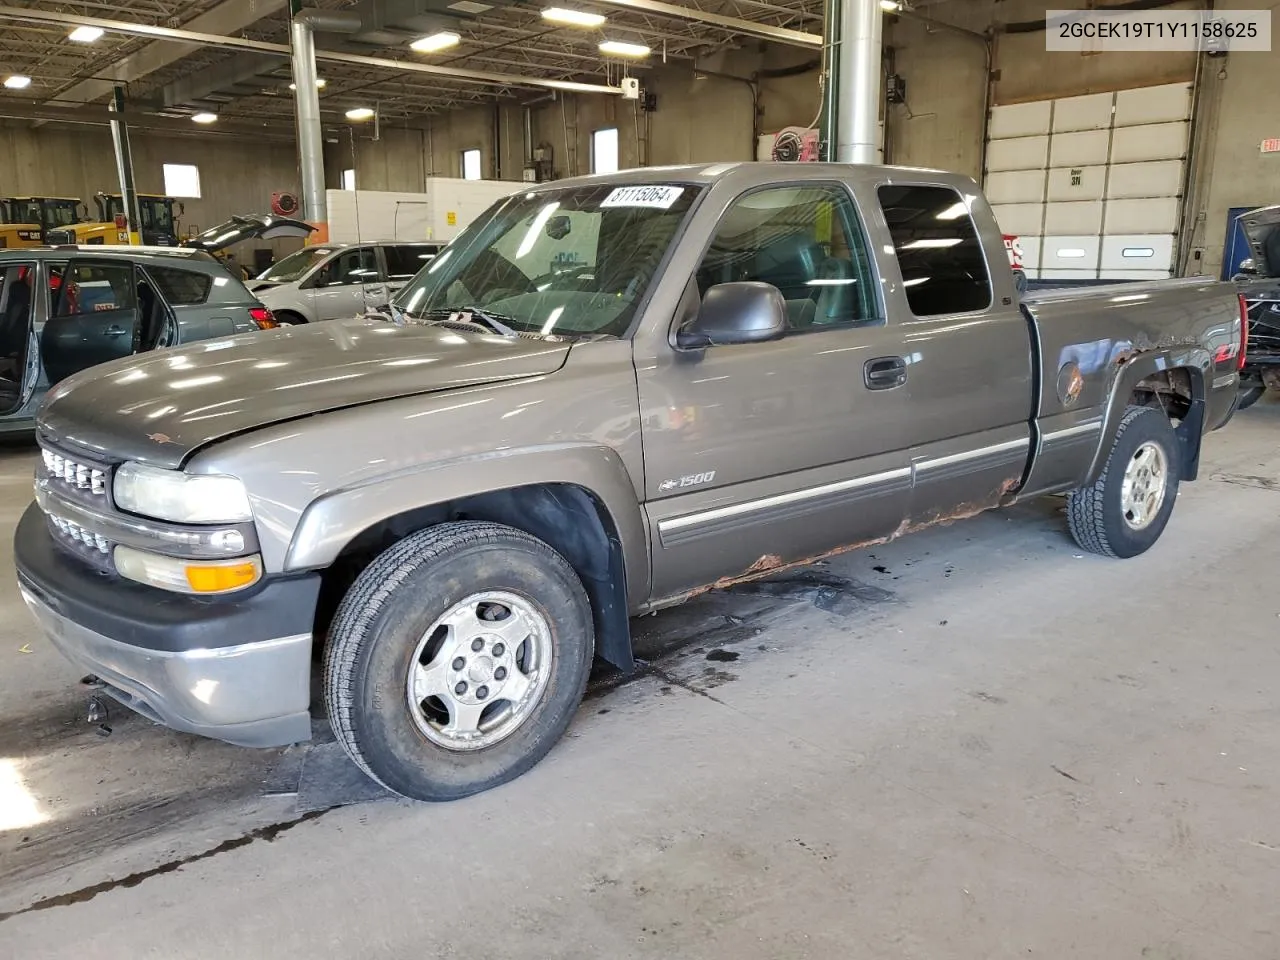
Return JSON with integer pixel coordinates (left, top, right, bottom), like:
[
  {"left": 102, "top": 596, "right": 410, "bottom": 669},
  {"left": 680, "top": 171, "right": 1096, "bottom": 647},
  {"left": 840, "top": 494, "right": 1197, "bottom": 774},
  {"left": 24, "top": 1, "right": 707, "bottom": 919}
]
[{"left": 0, "top": 246, "right": 276, "bottom": 434}]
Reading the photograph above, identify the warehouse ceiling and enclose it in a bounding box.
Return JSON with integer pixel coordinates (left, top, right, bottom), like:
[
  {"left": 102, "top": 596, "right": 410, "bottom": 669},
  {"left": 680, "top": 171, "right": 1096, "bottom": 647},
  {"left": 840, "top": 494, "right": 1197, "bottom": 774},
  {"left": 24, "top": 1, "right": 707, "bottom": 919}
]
[{"left": 0, "top": 0, "right": 824, "bottom": 134}]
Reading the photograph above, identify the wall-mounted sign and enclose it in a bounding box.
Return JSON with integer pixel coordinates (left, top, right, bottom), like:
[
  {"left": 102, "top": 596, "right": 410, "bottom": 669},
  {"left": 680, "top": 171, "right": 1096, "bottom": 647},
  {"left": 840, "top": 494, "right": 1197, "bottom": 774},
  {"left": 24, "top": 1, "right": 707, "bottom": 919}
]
[{"left": 1262, "top": 138, "right": 1280, "bottom": 154}]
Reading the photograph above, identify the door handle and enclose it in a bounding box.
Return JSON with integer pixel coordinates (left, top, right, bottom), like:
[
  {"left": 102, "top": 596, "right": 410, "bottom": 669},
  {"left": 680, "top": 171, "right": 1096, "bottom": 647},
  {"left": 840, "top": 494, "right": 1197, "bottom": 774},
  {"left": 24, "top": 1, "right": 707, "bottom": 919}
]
[
  {"left": 103, "top": 325, "right": 128, "bottom": 336},
  {"left": 864, "top": 356, "right": 907, "bottom": 390}
]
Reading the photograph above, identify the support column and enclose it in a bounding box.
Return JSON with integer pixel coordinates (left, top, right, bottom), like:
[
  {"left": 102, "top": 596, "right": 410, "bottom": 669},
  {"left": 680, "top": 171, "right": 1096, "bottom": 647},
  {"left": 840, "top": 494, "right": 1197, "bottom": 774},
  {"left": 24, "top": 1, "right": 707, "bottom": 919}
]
[
  {"left": 108, "top": 86, "right": 142, "bottom": 245},
  {"left": 818, "top": 0, "right": 841, "bottom": 161},
  {"left": 289, "top": 1, "right": 327, "bottom": 232},
  {"left": 835, "top": 0, "right": 882, "bottom": 164}
]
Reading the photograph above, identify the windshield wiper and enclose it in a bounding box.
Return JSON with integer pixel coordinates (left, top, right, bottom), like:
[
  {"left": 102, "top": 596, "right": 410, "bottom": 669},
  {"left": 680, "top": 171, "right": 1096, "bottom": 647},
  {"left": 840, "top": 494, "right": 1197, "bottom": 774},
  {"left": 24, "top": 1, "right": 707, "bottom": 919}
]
[{"left": 420, "top": 306, "right": 522, "bottom": 338}]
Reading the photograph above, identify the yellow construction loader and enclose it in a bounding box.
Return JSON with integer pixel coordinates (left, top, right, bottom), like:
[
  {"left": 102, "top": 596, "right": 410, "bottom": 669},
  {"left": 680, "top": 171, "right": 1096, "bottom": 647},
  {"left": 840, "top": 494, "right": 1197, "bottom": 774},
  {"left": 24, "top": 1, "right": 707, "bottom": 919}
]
[{"left": 0, "top": 196, "right": 84, "bottom": 248}]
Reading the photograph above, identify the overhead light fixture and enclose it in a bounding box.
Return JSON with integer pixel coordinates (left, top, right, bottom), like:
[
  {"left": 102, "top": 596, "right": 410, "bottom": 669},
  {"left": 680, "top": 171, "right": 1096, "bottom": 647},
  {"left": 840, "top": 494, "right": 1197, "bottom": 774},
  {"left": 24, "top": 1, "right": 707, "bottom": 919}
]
[
  {"left": 289, "top": 78, "right": 327, "bottom": 90},
  {"left": 192, "top": 112, "right": 218, "bottom": 124},
  {"left": 542, "top": 7, "right": 606, "bottom": 27},
  {"left": 599, "top": 39, "right": 650, "bottom": 57},
  {"left": 879, "top": 0, "right": 901, "bottom": 10},
  {"left": 68, "top": 25, "right": 105, "bottom": 43},
  {"left": 410, "top": 31, "right": 460, "bottom": 53},
  {"left": 346, "top": 106, "right": 376, "bottom": 121},
  {"left": 3, "top": 75, "right": 32, "bottom": 89}
]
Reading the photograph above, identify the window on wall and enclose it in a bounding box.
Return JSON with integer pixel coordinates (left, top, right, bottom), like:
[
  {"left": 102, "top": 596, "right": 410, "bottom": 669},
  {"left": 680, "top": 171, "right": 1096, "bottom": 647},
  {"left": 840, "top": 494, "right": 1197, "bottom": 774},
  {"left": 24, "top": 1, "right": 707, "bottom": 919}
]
[
  {"left": 341, "top": 168, "right": 356, "bottom": 191},
  {"left": 876, "top": 184, "right": 992, "bottom": 316},
  {"left": 461, "top": 149, "right": 482, "bottom": 181},
  {"left": 591, "top": 128, "right": 619, "bottom": 174},
  {"left": 162, "top": 163, "right": 201, "bottom": 198}
]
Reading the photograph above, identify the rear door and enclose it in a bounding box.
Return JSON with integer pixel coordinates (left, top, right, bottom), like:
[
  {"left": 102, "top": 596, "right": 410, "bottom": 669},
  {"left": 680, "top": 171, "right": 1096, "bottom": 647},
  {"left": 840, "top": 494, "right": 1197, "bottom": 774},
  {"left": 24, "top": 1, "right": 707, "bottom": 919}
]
[
  {"left": 310, "top": 246, "right": 380, "bottom": 319},
  {"left": 0, "top": 259, "right": 36, "bottom": 414},
  {"left": 41, "top": 258, "right": 140, "bottom": 384},
  {"left": 382, "top": 243, "right": 440, "bottom": 294},
  {"left": 874, "top": 182, "right": 1034, "bottom": 523}
]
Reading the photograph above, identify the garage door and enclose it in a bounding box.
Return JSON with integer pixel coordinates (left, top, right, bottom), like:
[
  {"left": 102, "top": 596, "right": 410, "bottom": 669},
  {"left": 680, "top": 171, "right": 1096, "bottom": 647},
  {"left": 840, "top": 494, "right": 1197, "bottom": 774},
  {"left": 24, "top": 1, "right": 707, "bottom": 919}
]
[{"left": 984, "top": 82, "right": 1192, "bottom": 280}]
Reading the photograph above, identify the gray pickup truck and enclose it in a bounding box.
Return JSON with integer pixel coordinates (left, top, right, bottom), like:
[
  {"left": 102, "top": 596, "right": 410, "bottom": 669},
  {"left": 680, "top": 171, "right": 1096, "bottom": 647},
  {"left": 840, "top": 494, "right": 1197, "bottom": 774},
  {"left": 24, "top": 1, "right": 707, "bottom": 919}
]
[{"left": 15, "top": 163, "right": 1245, "bottom": 801}]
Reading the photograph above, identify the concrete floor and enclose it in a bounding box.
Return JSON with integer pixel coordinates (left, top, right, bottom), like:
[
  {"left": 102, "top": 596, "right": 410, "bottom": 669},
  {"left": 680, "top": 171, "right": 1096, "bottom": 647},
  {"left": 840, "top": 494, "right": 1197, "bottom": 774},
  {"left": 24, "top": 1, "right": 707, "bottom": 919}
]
[{"left": 1, "top": 403, "right": 1279, "bottom": 958}]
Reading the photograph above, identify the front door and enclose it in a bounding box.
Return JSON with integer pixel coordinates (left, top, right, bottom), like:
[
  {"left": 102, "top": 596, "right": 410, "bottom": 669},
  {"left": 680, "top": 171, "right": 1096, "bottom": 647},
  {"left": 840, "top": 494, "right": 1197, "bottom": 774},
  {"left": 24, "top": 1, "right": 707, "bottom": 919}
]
[
  {"left": 311, "top": 246, "right": 381, "bottom": 320},
  {"left": 0, "top": 260, "right": 36, "bottom": 415},
  {"left": 41, "top": 258, "right": 139, "bottom": 385},
  {"left": 638, "top": 182, "right": 914, "bottom": 601}
]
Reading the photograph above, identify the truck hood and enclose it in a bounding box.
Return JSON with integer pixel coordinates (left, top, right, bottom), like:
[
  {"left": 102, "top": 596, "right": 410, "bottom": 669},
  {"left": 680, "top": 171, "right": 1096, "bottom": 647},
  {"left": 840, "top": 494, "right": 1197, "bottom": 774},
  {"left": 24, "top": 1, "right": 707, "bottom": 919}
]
[{"left": 38, "top": 318, "right": 571, "bottom": 469}]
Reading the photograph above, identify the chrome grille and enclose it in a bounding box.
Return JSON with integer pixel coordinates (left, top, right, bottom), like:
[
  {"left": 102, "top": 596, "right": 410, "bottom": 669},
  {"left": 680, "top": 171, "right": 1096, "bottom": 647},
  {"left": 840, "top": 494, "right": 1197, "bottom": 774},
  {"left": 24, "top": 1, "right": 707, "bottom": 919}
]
[
  {"left": 48, "top": 514, "right": 110, "bottom": 555},
  {"left": 41, "top": 448, "right": 108, "bottom": 496}
]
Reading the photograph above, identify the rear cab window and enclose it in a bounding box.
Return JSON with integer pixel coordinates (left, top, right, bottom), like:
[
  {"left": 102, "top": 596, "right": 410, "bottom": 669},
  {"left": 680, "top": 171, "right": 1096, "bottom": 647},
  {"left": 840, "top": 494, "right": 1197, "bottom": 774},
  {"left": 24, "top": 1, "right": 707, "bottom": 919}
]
[
  {"left": 877, "top": 184, "right": 992, "bottom": 316},
  {"left": 146, "top": 265, "right": 213, "bottom": 305}
]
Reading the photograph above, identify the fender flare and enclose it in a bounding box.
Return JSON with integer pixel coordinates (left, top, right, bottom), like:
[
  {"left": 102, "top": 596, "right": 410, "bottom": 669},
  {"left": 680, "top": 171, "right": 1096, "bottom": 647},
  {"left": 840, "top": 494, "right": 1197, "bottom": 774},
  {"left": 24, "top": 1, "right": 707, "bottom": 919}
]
[
  {"left": 1086, "top": 348, "right": 1210, "bottom": 486},
  {"left": 284, "top": 442, "right": 650, "bottom": 613}
]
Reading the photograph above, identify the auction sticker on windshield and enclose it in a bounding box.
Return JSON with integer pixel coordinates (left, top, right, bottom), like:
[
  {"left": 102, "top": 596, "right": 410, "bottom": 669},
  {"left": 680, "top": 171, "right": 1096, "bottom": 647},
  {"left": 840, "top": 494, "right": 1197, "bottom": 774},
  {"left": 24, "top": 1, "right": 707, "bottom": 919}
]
[{"left": 601, "top": 185, "right": 685, "bottom": 209}]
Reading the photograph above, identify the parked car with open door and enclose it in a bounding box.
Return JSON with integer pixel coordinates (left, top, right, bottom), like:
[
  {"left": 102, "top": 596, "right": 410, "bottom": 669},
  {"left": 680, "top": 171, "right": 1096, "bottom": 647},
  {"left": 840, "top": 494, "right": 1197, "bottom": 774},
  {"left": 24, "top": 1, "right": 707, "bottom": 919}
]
[
  {"left": 245, "top": 239, "right": 444, "bottom": 324},
  {"left": 0, "top": 246, "right": 277, "bottom": 434}
]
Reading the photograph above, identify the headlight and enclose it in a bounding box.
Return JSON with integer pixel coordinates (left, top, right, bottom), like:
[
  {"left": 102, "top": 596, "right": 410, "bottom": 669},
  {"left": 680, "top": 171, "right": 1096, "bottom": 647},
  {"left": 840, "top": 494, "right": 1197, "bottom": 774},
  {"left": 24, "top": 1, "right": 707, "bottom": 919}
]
[
  {"left": 114, "top": 545, "right": 262, "bottom": 594},
  {"left": 113, "top": 462, "right": 252, "bottom": 523}
]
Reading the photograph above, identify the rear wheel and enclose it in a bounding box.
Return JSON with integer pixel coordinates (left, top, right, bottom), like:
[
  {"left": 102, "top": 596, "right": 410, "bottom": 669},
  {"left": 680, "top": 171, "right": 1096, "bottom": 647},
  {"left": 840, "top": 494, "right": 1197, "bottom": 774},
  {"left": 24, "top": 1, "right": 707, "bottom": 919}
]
[
  {"left": 275, "top": 311, "right": 307, "bottom": 325},
  {"left": 1067, "top": 405, "right": 1181, "bottom": 558},
  {"left": 323, "top": 521, "right": 594, "bottom": 801}
]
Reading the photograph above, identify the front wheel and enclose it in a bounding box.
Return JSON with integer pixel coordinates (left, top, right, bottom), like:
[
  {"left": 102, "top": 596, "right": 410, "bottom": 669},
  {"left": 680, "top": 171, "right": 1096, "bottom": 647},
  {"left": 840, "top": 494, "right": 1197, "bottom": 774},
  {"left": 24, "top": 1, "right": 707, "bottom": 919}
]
[
  {"left": 323, "top": 521, "right": 595, "bottom": 801},
  {"left": 1066, "top": 405, "right": 1181, "bottom": 558}
]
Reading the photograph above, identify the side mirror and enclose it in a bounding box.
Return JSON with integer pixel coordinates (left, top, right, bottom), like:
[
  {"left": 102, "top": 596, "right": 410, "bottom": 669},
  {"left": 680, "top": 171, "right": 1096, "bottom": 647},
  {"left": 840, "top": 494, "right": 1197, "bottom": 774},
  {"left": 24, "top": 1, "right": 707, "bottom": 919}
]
[
  {"left": 677, "top": 281, "right": 787, "bottom": 349},
  {"left": 177, "top": 202, "right": 186, "bottom": 218}
]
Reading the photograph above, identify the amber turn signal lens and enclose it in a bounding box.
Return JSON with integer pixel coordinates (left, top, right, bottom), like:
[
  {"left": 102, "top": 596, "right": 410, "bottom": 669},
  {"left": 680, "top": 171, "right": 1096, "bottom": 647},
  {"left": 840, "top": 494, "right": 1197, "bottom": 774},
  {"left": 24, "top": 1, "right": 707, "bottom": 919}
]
[{"left": 185, "top": 560, "right": 261, "bottom": 593}]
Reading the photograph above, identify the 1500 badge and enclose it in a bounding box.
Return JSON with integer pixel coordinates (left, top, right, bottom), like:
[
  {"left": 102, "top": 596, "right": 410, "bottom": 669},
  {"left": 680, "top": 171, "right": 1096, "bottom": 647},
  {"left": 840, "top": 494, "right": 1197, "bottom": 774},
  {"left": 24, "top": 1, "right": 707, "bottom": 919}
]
[{"left": 658, "top": 470, "right": 716, "bottom": 492}]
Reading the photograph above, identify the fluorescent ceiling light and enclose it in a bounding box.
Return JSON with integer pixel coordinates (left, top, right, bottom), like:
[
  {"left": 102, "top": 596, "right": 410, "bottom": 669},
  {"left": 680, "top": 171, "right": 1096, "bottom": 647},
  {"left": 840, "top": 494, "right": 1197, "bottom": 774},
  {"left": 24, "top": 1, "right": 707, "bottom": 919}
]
[
  {"left": 68, "top": 25, "right": 105, "bottom": 43},
  {"left": 192, "top": 112, "right": 218, "bottom": 124},
  {"left": 543, "top": 7, "right": 606, "bottom": 27},
  {"left": 410, "top": 31, "right": 460, "bottom": 52},
  {"left": 599, "top": 39, "right": 649, "bottom": 57},
  {"left": 3, "top": 75, "right": 31, "bottom": 89},
  {"left": 901, "top": 238, "right": 962, "bottom": 250},
  {"left": 346, "top": 107, "right": 375, "bottom": 121},
  {"left": 289, "top": 78, "right": 327, "bottom": 90},
  {"left": 879, "top": 0, "right": 901, "bottom": 10}
]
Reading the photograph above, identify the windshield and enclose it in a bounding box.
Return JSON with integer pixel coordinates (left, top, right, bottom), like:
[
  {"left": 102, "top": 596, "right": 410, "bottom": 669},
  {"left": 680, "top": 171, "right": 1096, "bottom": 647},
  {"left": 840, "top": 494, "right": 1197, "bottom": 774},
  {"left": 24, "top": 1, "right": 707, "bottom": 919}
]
[
  {"left": 10, "top": 200, "right": 41, "bottom": 224},
  {"left": 45, "top": 201, "right": 78, "bottom": 227},
  {"left": 258, "top": 246, "right": 332, "bottom": 282},
  {"left": 101, "top": 197, "right": 173, "bottom": 233},
  {"left": 394, "top": 182, "right": 702, "bottom": 338}
]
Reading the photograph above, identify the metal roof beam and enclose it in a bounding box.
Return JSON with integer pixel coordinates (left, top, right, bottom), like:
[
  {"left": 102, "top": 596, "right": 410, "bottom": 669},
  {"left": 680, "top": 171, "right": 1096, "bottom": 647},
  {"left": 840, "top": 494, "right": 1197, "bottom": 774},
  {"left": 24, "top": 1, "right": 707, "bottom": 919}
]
[
  {"left": 587, "top": 0, "right": 821, "bottom": 47},
  {"left": 49, "top": 0, "right": 288, "bottom": 106},
  {"left": 0, "top": 5, "right": 622, "bottom": 95}
]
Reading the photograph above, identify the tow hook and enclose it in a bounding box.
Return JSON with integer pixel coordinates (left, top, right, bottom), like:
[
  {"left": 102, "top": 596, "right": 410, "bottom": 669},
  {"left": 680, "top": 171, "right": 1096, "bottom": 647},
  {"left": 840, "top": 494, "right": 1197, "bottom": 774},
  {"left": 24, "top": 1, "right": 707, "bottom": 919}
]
[{"left": 85, "top": 690, "right": 112, "bottom": 737}]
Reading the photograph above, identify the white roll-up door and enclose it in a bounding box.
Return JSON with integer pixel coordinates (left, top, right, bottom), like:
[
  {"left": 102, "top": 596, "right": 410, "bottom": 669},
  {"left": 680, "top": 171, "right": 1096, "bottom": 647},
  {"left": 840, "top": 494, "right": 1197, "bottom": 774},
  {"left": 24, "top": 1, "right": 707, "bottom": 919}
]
[{"left": 983, "top": 81, "right": 1192, "bottom": 280}]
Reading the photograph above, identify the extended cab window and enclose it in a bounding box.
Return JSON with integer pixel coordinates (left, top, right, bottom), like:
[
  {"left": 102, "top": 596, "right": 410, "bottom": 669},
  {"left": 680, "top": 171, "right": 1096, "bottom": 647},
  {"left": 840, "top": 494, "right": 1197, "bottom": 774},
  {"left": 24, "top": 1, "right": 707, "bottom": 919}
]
[
  {"left": 877, "top": 184, "right": 992, "bottom": 316},
  {"left": 147, "top": 265, "right": 212, "bottom": 305},
  {"left": 697, "top": 184, "right": 879, "bottom": 331}
]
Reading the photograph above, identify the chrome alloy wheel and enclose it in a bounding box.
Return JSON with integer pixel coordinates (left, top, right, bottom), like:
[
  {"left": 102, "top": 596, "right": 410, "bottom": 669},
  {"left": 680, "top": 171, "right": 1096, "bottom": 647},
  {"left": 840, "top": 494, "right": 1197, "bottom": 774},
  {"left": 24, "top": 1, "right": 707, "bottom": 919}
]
[
  {"left": 406, "top": 591, "right": 553, "bottom": 751},
  {"left": 1120, "top": 440, "right": 1168, "bottom": 531}
]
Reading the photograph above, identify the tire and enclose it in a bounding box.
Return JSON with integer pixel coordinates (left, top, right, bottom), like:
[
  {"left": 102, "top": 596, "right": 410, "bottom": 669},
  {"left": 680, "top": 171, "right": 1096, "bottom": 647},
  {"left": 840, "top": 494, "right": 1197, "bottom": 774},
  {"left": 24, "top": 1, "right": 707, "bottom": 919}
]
[
  {"left": 1066, "top": 405, "right": 1181, "bottom": 559},
  {"left": 275, "top": 311, "right": 307, "bottom": 325},
  {"left": 323, "top": 521, "right": 594, "bottom": 801},
  {"left": 1237, "top": 384, "right": 1266, "bottom": 410}
]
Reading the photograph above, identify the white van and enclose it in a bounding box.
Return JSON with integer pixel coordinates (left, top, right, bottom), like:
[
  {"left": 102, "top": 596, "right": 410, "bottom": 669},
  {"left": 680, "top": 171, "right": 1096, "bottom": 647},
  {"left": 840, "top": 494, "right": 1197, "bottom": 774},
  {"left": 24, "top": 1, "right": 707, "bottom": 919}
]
[{"left": 245, "top": 241, "right": 443, "bottom": 325}]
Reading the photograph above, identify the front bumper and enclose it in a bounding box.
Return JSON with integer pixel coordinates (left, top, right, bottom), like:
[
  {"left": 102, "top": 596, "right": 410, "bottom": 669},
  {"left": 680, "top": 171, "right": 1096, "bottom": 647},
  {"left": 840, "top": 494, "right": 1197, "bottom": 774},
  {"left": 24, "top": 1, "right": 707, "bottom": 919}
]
[{"left": 14, "top": 502, "right": 320, "bottom": 747}]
